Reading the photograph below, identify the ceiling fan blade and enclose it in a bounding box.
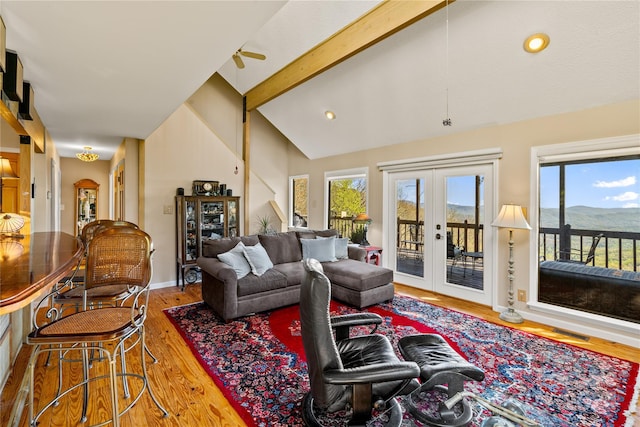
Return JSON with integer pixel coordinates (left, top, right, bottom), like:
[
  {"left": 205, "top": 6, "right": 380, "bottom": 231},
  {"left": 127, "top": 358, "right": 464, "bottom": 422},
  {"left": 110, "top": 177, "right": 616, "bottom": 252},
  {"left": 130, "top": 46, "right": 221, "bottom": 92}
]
[
  {"left": 232, "top": 53, "right": 245, "bottom": 69},
  {"left": 240, "top": 50, "right": 266, "bottom": 61}
]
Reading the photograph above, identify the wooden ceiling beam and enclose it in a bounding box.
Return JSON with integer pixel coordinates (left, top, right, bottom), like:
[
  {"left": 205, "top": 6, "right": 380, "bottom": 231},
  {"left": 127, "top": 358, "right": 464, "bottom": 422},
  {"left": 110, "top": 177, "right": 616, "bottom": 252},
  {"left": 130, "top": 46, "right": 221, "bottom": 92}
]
[{"left": 244, "top": 0, "right": 452, "bottom": 111}]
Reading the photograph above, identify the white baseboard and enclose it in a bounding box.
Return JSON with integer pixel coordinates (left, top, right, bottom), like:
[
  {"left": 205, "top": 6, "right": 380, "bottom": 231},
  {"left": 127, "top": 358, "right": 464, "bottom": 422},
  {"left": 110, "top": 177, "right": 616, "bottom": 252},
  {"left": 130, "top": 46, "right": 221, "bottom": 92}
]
[
  {"left": 150, "top": 280, "right": 181, "bottom": 290},
  {"left": 514, "top": 302, "right": 640, "bottom": 348}
]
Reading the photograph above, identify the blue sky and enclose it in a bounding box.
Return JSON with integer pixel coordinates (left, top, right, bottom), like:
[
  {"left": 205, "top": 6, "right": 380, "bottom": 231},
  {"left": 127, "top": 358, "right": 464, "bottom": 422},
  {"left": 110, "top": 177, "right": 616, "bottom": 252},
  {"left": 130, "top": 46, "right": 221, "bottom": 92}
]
[
  {"left": 397, "top": 157, "right": 640, "bottom": 209},
  {"left": 398, "top": 176, "right": 483, "bottom": 206},
  {"left": 540, "top": 158, "right": 640, "bottom": 209}
]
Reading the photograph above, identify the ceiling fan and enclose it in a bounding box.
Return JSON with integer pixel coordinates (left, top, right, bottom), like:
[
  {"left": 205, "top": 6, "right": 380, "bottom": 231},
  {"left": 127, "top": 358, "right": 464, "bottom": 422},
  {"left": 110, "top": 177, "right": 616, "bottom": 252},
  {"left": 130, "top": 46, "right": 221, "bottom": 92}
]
[{"left": 232, "top": 48, "right": 266, "bottom": 69}]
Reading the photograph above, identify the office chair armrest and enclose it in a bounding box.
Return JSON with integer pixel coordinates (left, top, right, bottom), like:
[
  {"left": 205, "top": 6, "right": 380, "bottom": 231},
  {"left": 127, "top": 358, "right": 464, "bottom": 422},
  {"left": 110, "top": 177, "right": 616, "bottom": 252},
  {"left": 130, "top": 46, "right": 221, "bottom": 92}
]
[
  {"left": 325, "top": 362, "right": 420, "bottom": 385},
  {"left": 331, "top": 313, "right": 383, "bottom": 340},
  {"left": 331, "top": 313, "right": 383, "bottom": 328}
]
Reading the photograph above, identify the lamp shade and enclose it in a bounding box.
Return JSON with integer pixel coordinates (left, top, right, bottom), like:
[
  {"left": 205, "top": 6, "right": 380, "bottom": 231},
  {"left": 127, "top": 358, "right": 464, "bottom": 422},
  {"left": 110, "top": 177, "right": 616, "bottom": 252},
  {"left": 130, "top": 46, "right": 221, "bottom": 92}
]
[
  {"left": 0, "top": 240, "right": 24, "bottom": 261},
  {"left": 491, "top": 204, "right": 531, "bottom": 230},
  {"left": 0, "top": 213, "right": 25, "bottom": 234},
  {"left": 354, "top": 213, "right": 372, "bottom": 222}
]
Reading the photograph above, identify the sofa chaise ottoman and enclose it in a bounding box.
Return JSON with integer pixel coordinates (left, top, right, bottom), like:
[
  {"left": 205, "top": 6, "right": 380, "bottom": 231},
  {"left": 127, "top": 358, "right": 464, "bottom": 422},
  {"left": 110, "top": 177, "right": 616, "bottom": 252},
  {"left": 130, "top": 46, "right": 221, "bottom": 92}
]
[{"left": 197, "top": 230, "right": 394, "bottom": 320}]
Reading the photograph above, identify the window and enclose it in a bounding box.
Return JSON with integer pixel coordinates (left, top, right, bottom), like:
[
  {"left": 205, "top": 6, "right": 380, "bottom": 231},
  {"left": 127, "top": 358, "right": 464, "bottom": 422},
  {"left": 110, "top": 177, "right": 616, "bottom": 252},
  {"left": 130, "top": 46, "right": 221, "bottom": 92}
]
[
  {"left": 531, "top": 135, "right": 640, "bottom": 329},
  {"left": 289, "top": 175, "right": 308, "bottom": 228},
  {"left": 325, "top": 168, "right": 368, "bottom": 239},
  {"left": 538, "top": 155, "right": 639, "bottom": 270}
]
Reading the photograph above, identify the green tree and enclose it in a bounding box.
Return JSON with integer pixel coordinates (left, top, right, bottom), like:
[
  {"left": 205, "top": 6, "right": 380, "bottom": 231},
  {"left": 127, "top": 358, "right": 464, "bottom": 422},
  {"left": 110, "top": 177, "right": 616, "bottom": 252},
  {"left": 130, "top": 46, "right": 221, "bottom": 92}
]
[
  {"left": 293, "top": 177, "right": 308, "bottom": 217},
  {"left": 329, "top": 178, "right": 366, "bottom": 217}
]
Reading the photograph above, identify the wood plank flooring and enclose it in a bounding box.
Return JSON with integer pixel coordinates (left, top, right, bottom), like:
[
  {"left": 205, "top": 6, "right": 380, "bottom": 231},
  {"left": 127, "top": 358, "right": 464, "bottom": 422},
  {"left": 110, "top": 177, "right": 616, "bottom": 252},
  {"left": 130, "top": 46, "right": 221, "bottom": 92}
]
[{"left": 2, "top": 283, "right": 638, "bottom": 426}]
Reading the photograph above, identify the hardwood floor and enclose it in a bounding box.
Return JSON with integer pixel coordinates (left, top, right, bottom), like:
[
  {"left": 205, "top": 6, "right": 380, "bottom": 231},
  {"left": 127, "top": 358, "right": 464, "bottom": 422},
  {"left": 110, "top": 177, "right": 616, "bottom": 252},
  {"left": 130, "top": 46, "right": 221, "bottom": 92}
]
[{"left": 2, "top": 283, "right": 638, "bottom": 426}]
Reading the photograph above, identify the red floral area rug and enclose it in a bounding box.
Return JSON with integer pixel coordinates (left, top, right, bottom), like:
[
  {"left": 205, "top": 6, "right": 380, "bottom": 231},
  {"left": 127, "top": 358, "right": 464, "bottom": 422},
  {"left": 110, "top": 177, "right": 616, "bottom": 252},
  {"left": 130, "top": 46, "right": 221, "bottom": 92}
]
[{"left": 163, "top": 296, "right": 639, "bottom": 427}]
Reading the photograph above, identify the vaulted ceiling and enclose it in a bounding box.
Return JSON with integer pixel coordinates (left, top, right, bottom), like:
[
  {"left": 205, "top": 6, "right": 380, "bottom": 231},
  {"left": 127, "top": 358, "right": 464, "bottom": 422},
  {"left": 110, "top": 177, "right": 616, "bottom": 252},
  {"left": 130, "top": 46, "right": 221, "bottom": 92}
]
[{"left": 3, "top": 1, "right": 639, "bottom": 161}]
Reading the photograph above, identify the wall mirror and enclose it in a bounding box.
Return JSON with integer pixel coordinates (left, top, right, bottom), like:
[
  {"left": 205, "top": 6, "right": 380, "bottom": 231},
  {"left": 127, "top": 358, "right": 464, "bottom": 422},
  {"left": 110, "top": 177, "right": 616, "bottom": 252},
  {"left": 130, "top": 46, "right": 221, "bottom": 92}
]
[{"left": 74, "top": 179, "right": 99, "bottom": 236}]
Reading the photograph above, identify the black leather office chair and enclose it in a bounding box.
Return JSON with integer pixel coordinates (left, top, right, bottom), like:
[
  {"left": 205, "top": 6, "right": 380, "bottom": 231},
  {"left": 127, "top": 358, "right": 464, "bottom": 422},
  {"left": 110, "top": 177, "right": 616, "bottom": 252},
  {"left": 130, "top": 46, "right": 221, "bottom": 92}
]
[{"left": 299, "top": 258, "right": 420, "bottom": 426}]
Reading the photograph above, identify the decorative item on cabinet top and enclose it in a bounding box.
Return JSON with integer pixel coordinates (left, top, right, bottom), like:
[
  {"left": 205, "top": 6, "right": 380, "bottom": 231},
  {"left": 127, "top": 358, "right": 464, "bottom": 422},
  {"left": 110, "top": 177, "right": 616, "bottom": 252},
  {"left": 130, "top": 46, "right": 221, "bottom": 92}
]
[{"left": 192, "top": 180, "right": 219, "bottom": 196}]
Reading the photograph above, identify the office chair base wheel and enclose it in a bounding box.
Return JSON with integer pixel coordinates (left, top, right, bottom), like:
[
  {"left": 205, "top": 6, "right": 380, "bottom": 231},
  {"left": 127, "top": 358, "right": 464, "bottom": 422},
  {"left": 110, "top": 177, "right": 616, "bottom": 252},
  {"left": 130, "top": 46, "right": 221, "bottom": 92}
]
[{"left": 406, "top": 385, "right": 473, "bottom": 427}]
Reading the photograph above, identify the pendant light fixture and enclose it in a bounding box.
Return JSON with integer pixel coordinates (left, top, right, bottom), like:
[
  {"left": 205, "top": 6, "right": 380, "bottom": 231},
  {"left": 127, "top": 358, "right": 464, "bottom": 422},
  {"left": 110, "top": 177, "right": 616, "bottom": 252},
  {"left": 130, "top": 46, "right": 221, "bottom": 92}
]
[{"left": 76, "top": 146, "right": 99, "bottom": 162}]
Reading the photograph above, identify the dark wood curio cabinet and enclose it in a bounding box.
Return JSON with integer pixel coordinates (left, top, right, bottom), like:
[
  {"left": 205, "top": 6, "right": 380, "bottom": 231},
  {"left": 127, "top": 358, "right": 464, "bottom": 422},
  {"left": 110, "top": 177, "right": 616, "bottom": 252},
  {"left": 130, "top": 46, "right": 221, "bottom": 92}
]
[{"left": 175, "top": 195, "right": 239, "bottom": 288}]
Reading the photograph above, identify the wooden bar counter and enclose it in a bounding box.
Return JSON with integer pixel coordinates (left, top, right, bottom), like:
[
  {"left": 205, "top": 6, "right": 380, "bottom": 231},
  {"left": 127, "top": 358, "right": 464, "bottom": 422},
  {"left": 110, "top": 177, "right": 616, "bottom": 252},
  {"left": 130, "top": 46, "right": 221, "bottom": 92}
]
[{"left": 0, "top": 232, "right": 83, "bottom": 315}]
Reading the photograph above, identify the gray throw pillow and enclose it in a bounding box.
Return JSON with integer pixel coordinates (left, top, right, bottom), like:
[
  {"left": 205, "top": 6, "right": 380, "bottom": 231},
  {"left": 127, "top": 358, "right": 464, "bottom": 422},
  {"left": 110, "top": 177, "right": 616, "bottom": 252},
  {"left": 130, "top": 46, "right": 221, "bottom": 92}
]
[
  {"left": 317, "top": 235, "right": 349, "bottom": 259},
  {"left": 300, "top": 237, "right": 337, "bottom": 262},
  {"left": 258, "top": 231, "right": 302, "bottom": 264},
  {"left": 217, "top": 241, "right": 251, "bottom": 279},
  {"left": 243, "top": 242, "right": 274, "bottom": 276}
]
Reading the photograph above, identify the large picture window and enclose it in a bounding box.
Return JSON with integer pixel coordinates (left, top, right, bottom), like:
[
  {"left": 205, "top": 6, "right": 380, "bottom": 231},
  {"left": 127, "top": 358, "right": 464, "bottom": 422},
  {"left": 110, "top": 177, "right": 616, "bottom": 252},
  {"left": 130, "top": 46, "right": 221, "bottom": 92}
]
[
  {"left": 533, "top": 136, "right": 640, "bottom": 327},
  {"left": 539, "top": 156, "right": 639, "bottom": 270},
  {"left": 325, "top": 168, "right": 367, "bottom": 239},
  {"left": 289, "top": 175, "right": 308, "bottom": 228}
]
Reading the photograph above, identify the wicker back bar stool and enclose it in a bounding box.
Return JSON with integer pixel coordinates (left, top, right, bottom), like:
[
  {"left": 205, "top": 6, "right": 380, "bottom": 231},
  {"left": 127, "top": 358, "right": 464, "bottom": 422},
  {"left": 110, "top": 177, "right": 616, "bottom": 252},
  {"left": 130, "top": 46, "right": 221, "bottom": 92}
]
[
  {"left": 53, "top": 220, "right": 142, "bottom": 313},
  {"left": 27, "top": 227, "right": 168, "bottom": 426}
]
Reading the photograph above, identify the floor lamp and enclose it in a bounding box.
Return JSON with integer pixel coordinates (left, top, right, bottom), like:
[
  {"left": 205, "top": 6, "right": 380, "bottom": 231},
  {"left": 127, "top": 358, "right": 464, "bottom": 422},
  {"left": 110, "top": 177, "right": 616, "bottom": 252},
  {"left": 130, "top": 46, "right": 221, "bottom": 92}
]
[{"left": 491, "top": 204, "right": 531, "bottom": 324}]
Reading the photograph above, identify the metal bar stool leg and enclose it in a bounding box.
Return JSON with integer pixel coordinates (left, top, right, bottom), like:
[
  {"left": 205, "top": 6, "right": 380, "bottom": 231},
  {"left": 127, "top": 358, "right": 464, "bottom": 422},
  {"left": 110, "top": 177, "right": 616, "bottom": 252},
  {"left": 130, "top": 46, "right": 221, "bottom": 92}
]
[
  {"left": 80, "top": 345, "right": 90, "bottom": 422},
  {"left": 107, "top": 352, "right": 120, "bottom": 427},
  {"left": 140, "top": 328, "right": 169, "bottom": 417}
]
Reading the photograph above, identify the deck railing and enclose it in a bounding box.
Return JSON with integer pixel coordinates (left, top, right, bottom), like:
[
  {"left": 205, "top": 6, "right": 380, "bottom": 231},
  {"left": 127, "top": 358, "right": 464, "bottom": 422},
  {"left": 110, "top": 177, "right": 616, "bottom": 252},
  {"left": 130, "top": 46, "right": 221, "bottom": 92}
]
[
  {"left": 331, "top": 217, "right": 639, "bottom": 272},
  {"left": 396, "top": 219, "right": 484, "bottom": 255},
  {"left": 329, "top": 216, "right": 358, "bottom": 240},
  {"left": 539, "top": 227, "right": 640, "bottom": 271}
]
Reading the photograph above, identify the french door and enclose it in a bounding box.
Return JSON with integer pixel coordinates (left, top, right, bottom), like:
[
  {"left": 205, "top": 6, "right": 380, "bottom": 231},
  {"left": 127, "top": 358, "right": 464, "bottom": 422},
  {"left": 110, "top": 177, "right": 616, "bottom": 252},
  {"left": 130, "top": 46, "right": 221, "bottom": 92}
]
[{"left": 387, "top": 164, "right": 494, "bottom": 306}]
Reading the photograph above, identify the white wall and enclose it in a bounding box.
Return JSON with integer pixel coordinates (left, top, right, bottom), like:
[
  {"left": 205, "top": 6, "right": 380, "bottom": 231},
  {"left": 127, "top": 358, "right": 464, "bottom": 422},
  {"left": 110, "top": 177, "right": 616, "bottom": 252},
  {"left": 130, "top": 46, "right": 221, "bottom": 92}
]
[
  {"left": 141, "top": 74, "right": 292, "bottom": 287},
  {"left": 287, "top": 99, "right": 640, "bottom": 345},
  {"left": 59, "top": 157, "right": 111, "bottom": 236},
  {"left": 143, "top": 103, "right": 246, "bottom": 286}
]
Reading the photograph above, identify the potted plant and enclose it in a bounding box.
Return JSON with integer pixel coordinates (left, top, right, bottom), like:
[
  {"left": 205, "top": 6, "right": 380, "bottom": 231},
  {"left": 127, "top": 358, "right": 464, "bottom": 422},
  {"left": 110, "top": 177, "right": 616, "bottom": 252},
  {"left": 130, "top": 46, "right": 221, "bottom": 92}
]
[
  {"left": 350, "top": 226, "right": 365, "bottom": 245},
  {"left": 256, "top": 215, "right": 276, "bottom": 235}
]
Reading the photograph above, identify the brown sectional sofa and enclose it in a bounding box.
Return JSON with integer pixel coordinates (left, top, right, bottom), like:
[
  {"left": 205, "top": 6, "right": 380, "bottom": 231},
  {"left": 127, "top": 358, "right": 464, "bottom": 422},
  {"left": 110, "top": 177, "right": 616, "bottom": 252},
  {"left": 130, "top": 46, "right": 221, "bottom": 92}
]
[{"left": 197, "top": 229, "right": 394, "bottom": 320}]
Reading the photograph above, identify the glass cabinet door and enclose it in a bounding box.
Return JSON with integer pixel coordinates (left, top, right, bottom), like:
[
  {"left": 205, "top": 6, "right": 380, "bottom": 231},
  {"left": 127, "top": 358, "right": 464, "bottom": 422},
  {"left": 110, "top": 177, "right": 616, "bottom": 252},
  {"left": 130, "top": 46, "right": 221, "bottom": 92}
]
[
  {"left": 176, "top": 195, "right": 241, "bottom": 289},
  {"left": 227, "top": 198, "right": 238, "bottom": 238},
  {"left": 200, "top": 200, "right": 225, "bottom": 241},
  {"left": 185, "top": 199, "right": 197, "bottom": 262}
]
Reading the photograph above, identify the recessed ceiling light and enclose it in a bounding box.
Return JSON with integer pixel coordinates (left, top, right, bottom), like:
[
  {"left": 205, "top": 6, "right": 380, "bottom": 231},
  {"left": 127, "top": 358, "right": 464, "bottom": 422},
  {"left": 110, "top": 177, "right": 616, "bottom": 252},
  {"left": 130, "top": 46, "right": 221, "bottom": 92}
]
[
  {"left": 524, "top": 33, "right": 550, "bottom": 53},
  {"left": 325, "top": 110, "right": 336, "bottom": 120}
]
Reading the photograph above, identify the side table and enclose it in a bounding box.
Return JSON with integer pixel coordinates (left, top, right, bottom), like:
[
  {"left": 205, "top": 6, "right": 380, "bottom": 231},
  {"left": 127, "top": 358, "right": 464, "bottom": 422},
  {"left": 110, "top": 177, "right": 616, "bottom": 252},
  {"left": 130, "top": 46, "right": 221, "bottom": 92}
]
[{"left": 362, "top": 245, "right": 382, "bottom": 265}]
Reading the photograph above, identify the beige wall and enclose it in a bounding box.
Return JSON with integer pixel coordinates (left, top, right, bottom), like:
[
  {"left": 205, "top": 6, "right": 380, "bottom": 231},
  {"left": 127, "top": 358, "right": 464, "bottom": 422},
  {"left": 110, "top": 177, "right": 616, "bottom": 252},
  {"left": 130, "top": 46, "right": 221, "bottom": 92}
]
[
  {"left": 143, "top": 77, "right": 639, "bottom": 308},
  {"left": 187, "top": 74, "right": 291, "bottom": 233},
  {"left": 247, "top": 111, "right": 291, "bottom": 233},
  {"left": 144, "top": 103, "right": 245, "bottom": 286},
  {"left": 143, "top": 75, "right": 291, "bottom": 286},
  {"left": 59, "top": 157, "right": 111, "bottom": 235},
  {"left": 288, "top": 99, "right": 639, "bottom": 343},
  {"left": 291, "top": 100, "right": 640, "bottom": 238}
]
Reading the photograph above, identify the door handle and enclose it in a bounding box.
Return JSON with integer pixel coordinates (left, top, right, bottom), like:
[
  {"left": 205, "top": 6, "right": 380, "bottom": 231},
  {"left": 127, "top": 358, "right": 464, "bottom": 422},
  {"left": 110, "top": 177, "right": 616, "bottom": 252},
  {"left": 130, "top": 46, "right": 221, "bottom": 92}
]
[{"left": 435, "top": 233, "right": 442, "bottom": 240}]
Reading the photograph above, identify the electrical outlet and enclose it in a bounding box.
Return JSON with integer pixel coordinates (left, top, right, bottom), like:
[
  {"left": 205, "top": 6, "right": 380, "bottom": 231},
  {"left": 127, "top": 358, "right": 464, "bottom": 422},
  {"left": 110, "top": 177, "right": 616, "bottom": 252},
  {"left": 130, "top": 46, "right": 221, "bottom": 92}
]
[
  {"left": 163, "top": 205, "right": 173, "bottom": 215},
  {"left": 517, "top": 290, "right": 526, "bottom": 302}
]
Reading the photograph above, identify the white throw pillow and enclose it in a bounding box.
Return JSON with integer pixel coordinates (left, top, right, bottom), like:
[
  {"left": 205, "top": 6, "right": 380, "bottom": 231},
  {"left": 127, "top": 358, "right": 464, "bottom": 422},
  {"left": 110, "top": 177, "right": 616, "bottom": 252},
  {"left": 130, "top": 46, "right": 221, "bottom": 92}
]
[
  {"left": 300, "top": 237, "right": 337, "bottom": 262},
  {"left": 217, "top": 241, "right": 251, "bottom": 279},
  {"left": 318, "top": 235, "right": 349, "bottom": 259},
  {"left": 243, "top": 242, "right": 274, "bottom": 276}
]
